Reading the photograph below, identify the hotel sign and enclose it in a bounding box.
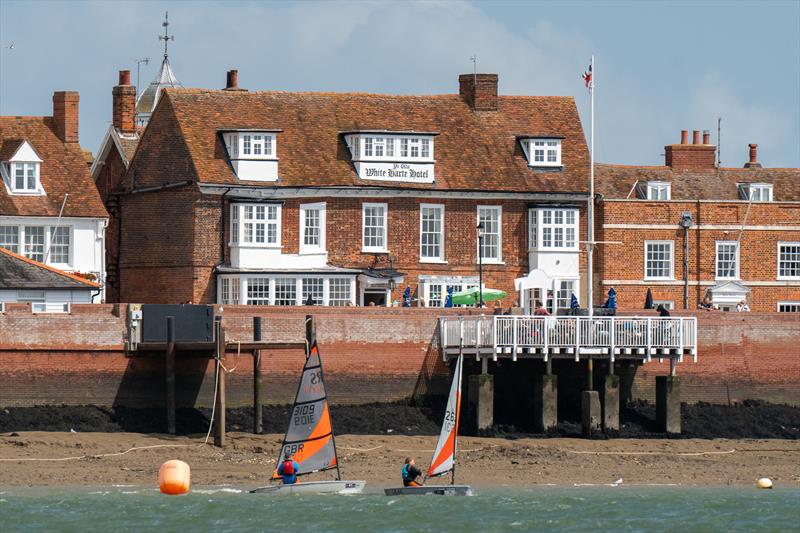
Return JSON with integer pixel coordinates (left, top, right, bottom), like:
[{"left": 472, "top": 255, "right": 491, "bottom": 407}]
[{"left": 355, "top": 161, "right": 435, "bottom": 184}]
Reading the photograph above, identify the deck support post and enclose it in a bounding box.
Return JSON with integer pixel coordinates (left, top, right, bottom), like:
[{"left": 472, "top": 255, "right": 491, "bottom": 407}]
[
  {"left": 253, "top": 316, "right": 263, "bottom": 435},
  {"left": 468, "top": 372, "right": 493, "bottom": 432},
  {"left": 165, "top": 316, "right": 176, "bottom": 435},
  {"left": 581, "top": 390, "right": 601, "bottom": 437},
  {"left": 656, "top": 375, "right": 681, "bottom": 434},
  {"left": 603, "top": 373, "right": 620, "bottom": 433},
  {"left": 214, "top": 317, "right": 227, "bottom": 447},
  {"left": 533, "top": 374, "right": 558, "bottom": 432}
]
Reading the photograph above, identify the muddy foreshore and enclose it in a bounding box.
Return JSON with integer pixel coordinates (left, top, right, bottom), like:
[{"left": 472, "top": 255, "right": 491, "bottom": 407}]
[{"left": 1, "top": 400, "right": 798, "bottom": 439}]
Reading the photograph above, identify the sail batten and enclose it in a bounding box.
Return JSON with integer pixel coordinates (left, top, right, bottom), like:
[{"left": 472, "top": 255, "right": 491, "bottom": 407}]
[
  {"left": 427, "top": 354, "right": 463, "bottom": 479},
  {"left": 272, "top": 343, "right": 339, "bottom": 479}
]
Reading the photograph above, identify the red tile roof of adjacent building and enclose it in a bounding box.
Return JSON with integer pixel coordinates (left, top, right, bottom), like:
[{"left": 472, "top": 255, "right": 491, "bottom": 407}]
[
  {"left": 595, "top": 163, "right": 800, "bottom": 201},
  {"left": 149, "top": 87, "right": 590, "bottom": 193},
  {"left": 0, "top": 116, "right": 108, "bottom": 218},
  {"left": 0, "top": 246, "right": 100, "bottom": 289}
]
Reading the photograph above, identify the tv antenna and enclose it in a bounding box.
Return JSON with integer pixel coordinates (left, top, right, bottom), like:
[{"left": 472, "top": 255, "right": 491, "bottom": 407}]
[
  {"left": 469, "top": 54, "right": 477, "bottom": 86},
  {"left": 159, "top": 11, "right": 174, "bottom": 59},
  {"left": 135, "top": 58, "right": 150, "bottom": 93}
]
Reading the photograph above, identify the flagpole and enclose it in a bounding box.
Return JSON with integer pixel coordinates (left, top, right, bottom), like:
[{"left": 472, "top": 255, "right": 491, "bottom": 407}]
[{"left": 587, "top": 54, "right": 594, "bottom": 320}]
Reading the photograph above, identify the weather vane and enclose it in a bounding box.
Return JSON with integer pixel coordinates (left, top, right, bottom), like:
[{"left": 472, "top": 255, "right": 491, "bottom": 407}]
[{"left": 159, "top": 11, "right": 174, "bottom": 59}]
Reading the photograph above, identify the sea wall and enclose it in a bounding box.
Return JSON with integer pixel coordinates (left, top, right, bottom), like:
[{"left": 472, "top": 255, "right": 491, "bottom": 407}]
[{"left": 0, "top": 304, "right": 798, "bottom": 407}]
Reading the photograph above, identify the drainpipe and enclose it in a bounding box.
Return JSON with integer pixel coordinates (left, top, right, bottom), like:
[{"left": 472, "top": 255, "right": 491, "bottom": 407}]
[{"left": 679, "top": 212, "right": 693, "bottom": 309}]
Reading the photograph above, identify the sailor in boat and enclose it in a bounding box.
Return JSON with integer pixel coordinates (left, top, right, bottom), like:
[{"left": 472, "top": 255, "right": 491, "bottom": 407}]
[
  {"left": 401, "top": 457, "right": 424, "bottom": 487},
  {"left": 277, "top": 453, "right": 300, "bottom": 485}
]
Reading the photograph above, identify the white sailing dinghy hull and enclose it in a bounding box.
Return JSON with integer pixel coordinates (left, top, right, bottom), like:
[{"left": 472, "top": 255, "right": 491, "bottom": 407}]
[
  {"left": 383, "top": 485, "right": 472, "bottom": 497},
  {"left": 250, "top": 480, "right": 366, "bottom": 495}
]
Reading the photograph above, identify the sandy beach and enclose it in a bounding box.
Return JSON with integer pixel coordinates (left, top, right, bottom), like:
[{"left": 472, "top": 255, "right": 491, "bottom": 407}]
[{"left": 2, "top": 432, "right": 798, "bottom": 488}]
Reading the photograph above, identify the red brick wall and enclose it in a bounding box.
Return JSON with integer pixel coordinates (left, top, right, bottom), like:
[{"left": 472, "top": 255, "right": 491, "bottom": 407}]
[
  {"left": 599, "top": 200, "right": 800, "bottom": 311},
  {"left": 1, "top": 305, "right": 797, "bottom": 407}
]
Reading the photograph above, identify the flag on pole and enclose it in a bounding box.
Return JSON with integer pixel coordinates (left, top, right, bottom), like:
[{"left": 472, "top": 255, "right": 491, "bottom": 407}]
[{"left": 582, "top": 62, "right": 592, "bottom": 90}]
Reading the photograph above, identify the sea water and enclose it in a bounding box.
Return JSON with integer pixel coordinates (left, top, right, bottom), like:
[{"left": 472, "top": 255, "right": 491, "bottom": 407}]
[{"left": 1, "top": 486, "right": 797, "bottom": 532}]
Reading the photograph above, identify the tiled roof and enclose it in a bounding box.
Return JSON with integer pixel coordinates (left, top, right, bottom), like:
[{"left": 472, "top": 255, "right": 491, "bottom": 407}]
[
  {"left": 117, "top": 134, "right": 140, "bottom": 163},
  {"left": 0, "top": 138, "right": 25, "bottom": 161},
  {"left": 0, "top": 247, "right": 99, "bottom": 289},
  {"left": 0, "top": 116, "right": 108, "bottom": 218},
  {"left": 595, "top": 164, "right": 800, "bottom": 201},
  {"left": 154, "top": 88, "right": 590, "bottom": 193}
]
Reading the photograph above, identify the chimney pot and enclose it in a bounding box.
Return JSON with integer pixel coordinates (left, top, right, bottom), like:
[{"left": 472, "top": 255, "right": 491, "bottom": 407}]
[
  {"left": 52, "top": 91, "right": 79, "bottom": 143},
  {"left": 680, "top": 130, "right": 688, "bottom": 144},
  {"left": 226, "top": 69, "right": 238, "bottom": 90},
  {"left": 119, "top": 70, "right": 132, "bottom": 86},
  {"left": 702, "top": 130, "right": 710, "bottom": 144},
  {"left": 458, "top": 73, "right": 498, "bottom": 111},
  {"left": 112, "top": 70, "right": 136, "bottom": 134},
  {"left": 692, "top": 130, "right": 700, "bottom": 145},
  {"left": 744, "top": 143, "right": 762, "bottom": 168}
]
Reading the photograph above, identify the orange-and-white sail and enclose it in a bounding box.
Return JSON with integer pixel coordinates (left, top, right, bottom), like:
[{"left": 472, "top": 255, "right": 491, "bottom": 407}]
[
  {"left": 272, "top": 342, "right": 338, "bottom": 478},
  {"left": 427, "top": 354, "right": 463, "bottom": 478}
]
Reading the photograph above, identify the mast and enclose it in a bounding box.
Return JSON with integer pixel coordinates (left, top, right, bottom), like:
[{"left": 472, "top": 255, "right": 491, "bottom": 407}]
[{"left": 587, "top": 54, "right": 595, "bottom": 320}]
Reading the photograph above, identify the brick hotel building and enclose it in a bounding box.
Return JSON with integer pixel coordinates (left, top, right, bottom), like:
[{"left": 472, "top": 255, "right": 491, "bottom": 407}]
[{"left": 102, "top": 71, "right": 593, "bottom": 310}]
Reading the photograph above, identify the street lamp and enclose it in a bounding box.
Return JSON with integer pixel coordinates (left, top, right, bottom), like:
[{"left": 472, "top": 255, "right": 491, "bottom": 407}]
[
  {"left": 477, "top": 222, "right": 485, "bottom": 308},
  {"left": 679, "top": 212, "right": 693, "bottom": 310}
]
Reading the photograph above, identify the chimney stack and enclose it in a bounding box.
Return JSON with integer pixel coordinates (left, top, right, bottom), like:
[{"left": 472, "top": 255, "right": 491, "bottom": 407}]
[
  {"left": 458, "top": 73, "right": 498, "bottom": 111},
  {"left": 665, "top": 129, "right": 717, "bottom": 171},
  {"left": 744, "top": 143, "right": 762, "bottom": 169},
  {"left": 52, "top": 91, "right": 79, "bottom": 143},
  {"left": 112, "top": 70, "right": 137, "bottom": 134},
  {"left": 223, "top": 69, "right": 247, "bottom": 91}
]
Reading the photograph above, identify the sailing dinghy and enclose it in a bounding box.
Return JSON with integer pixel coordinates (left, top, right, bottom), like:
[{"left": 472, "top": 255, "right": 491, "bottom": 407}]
[
  {"left": 250, "top": 341, "right": 365, "bottom": 495},
  {"left": 384, "top": 354, "right": 472, "bottom": 496}
]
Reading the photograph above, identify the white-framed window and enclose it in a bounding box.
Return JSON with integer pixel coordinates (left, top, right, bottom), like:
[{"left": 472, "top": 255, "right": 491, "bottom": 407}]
[
  {"left": 231, "top": 203, "right": 281, "bottom": 246},
  {"left": 555, "top": 280, "right": 576, "bottom": 311},
  {"left": 300, "top": 202, "right": 326, "bottom": 254},
  {"left": 477, "top": 206, "right": 502, "bottom": 262},
  {"left": 48, "top": 226, "right": 70, "bottom": 264},
  {"left": 221, "top": 277, "right": 240, "bottom": 305},
  {"left": 349, "top": 134, "right": 433, "bottom": 162},
  {"left": 420, "top": 204, "right": 444, "bottom": 262},
  {"left": 10, "top": 162, "right": 41, "bottom": 193},
  {"left": 24, "top": 226, "right": 45, "bottom": 262},
  {"left": 778, "top": 242, "right": 800, "bottom": 279},
  {"left": 538, "top": 208, "right": 578, "bottom": 250},
  {"left": 523, "top": 139, "right": 562, "bottom": 167},
  {"left": 747, "top": 183, "right": 772, "bottom": 202},
  {"left": 246, "top": 278, "right": 270, "bottom": 305},
  {"left": 778, "top": 302, "right": 800, "bottom": 313},
  {"left": 31, "top": 302, "right": 70, "bottom": 314},
  {"left": 329, "top": 278, "right": 352, "bottom": 307},
  {"left": 653, "top": 300, "right": 675, "bottom": 310},
  {"left": 527, "top": 209, "right": 537, "bottom": 251},
  {"left": 274, "top": 278, "right": 297, "bottom": 306},
  {"left": 715, "top": 241, "right": 739, "bottom": 279},
  {"left": 223, "top": 132, "right": 276, "bottom": 160},
  {"left": 646, "top": 181, "right": 671, "bottom": 200},
  {"left": 302, "top": 278, "right": 324, "bottom": 305},
  {"left": 0, "top": 225, "right": 19, "bottom": 254},
  {"left": 644, "top": 241, "right": 674, "bottom": 280},
  {"left": 362, "top": 203, "right": 388, "bottom": 252}
]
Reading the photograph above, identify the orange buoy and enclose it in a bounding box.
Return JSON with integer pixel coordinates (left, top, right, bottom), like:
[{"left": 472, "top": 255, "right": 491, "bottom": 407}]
[{"left": 158, "top": 460, "right": 191, "bottom": 495}]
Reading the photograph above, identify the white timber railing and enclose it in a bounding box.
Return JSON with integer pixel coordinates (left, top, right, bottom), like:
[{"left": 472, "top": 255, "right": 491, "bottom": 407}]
[{"left": 440, "top": 315, "right": 697, "bottom": 363}]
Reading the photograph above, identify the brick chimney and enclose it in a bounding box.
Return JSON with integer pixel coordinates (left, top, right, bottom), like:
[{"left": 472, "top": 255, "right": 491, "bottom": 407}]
[
  {"left": 664, "top": 128, "right": 716, "bottom": 170},
  {"left": 458, "top": 73, "right": 498, "bottom": 111},
  {"left": 112, "top": 70, "right": 136, "bottom": 134},
  {"left": 744, "top": 143, "right": 762, "bottom": 168},
  {"left": 52, "top": 91, "right": 79, "bottom": 143},
  {"left": 223, "top": 70, "right": 246, "bottom": 91}
]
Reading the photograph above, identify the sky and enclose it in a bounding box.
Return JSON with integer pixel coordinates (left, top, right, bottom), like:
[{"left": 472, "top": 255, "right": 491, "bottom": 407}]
[{"left": 1, "top": 0, "right": 798, "bottom": 168}]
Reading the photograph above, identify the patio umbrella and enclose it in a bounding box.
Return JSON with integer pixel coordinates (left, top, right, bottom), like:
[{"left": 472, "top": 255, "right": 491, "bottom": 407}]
[
  {"left": 570, "top": 293, "right": 580, "bottom": 309},
  {"left": 644, "top": 288, "right": 653, "bottom": 310},
  {"left": 444, "top": 286, "right": 454, "bottom": 308},
  {"left": 402, "top": 287, "right": 411, "bottom": 307},
  {"left": 450, "top": 287, "right": 506, "bottom": 306},
  {"left": 607, "top": 288, "right": 617, "bottom": 309}
]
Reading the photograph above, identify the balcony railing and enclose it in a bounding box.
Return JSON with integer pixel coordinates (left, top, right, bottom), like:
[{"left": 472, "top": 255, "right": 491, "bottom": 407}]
[{"left": 440, "top": 315, "right": 697, "bottom": 363}]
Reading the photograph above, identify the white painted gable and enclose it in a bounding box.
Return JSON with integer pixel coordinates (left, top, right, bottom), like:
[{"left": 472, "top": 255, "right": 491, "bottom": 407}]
[{"left": 8, "top": 140, "right": 43, "bottom": 163}]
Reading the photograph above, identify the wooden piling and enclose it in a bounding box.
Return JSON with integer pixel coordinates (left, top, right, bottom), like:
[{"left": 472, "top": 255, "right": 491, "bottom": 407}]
[
  {"left": 165, "top": 316, "right": 176, "bottom": 435},
  {"left": 253, "top": 316, "right": 263, "bottom": 435},
  {"left": 305, "top": 314, "right": 315, "bottom": 353},
  {"left": 214, "top": 318, "right": 227, "bottom": 447}
]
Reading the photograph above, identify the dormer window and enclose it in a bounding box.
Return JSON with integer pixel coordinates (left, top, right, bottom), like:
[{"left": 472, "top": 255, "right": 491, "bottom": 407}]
[
  {"left": 646, "top": 181, "right": 671, "bottom": 200},
  {"left": 220, "top": 130, "right": 279, "bottom": 182},
  {"left": 1, "top": 140, "right": 45, "bottom": 195},
  {"left": 344, "top": 131, "right": 435, "bottom": 183},
  {"left": 520, "top": 138, "right": 562, "bottom": 167},
  {"left": 739, "top": 183, "right": 772, "bottom": 202}
]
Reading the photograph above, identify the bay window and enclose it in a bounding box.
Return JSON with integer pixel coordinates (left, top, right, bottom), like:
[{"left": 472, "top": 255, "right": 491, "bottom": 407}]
[
  {"left": 529, "top": 208, "right": 578, "bottom": 251},
  {"left": 222, "top": 275, "right": 355, "bottom": 306},
  {"left": 231, "top": 203, "right": 281, "bottom": 246}
]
